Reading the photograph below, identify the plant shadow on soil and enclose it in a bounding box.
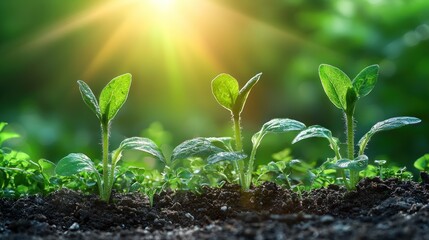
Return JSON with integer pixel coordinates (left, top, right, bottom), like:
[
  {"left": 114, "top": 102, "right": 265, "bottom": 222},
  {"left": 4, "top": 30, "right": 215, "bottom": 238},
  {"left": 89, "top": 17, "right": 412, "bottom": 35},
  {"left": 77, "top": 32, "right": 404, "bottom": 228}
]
[{"left": 1, "top": 175, "right": 429, "bottom": 240}]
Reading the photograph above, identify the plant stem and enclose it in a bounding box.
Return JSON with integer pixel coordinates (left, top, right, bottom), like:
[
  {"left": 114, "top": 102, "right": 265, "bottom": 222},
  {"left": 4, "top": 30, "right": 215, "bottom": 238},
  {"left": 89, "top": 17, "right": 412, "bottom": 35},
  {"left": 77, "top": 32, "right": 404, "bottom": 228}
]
[
  {"left": 245, "top": 134, "right": 262, "bottom": 190},
  {"left": 101, "top": 122, "right": 110, "bottom": 201},
  {"left": 339, "top": 169, "right": 351, "bottom": 190},
  {"left": 346, "top": 112, "right": 359, "bottom": 188},
  {"left": 346, "top": 113, "right": 354, "bottom": 160},
  {"left": 245, "top": 147, "right": 257, "bottom": 190},
  {"left": 233, "top": 114, "right": 243, "bottom": 152},
  {"left": 232, "top": 113, "right": 246, "bottom": 189}
]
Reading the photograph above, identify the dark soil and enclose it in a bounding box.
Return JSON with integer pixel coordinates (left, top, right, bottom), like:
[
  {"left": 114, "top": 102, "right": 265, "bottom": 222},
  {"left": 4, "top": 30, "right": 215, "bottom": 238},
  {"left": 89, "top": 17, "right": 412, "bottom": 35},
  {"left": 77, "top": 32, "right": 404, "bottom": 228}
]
[{"left": 1, "top": 176, "right": 429, "bottom": 239}]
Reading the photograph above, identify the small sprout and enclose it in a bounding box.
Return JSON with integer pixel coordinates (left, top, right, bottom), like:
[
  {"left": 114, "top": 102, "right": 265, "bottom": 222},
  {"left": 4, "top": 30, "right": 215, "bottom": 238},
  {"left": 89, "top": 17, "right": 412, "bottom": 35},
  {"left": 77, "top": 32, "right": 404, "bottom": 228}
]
[
  {"left": 374, "top": 160, "right": 387, "bottom": 166},
  {"left": 374, "top": 159, "right": 387, "bottom": 180}
]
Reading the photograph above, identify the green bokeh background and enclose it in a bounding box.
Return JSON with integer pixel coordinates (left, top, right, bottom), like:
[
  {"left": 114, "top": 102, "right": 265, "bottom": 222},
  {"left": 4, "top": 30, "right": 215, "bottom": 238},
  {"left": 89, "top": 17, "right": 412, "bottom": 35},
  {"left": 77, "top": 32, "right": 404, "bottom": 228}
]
[{"left": 0, "top": 0, "right": 427, "bottom": 173}]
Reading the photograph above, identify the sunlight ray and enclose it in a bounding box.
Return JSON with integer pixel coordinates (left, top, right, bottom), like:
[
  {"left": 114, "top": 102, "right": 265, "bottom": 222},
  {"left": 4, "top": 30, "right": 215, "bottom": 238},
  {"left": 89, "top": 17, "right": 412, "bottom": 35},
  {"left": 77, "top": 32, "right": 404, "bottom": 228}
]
[
  {"left": 82, "top": 13, "right": 139, "bottom": 80},
  {"left": 211, "top": 1, "right": 342, "bottom": 60},
  {"left": 20, "top": 1, "right": 132, "bottom": 53}
]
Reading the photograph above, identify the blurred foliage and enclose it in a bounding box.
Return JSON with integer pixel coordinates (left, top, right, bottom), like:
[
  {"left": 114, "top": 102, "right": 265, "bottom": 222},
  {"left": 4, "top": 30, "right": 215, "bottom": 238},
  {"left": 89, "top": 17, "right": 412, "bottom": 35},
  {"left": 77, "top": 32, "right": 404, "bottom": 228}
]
[{"left": 0, "top": 0, "right": 428, "bottom": 175}]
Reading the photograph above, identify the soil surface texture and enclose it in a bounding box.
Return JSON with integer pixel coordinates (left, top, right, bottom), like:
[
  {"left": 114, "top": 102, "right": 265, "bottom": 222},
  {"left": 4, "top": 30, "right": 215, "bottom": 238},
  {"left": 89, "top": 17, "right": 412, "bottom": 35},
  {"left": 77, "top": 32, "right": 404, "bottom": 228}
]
[{"left": 1, "top": 177, "right": 429, "bottom": 239}]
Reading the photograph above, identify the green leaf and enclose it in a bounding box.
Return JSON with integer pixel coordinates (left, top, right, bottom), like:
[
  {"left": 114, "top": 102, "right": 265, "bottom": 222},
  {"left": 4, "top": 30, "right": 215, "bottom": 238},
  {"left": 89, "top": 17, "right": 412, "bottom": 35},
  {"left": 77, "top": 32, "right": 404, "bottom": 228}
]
[
  {"left": 77, "top": 80, "right": 101, "bottom": 120},
  {"left": 319, "top": 64, "right": 352, "bottom": 110},
  {"left": 171, "top": 137, "right": 224, "bottom": 162},
  {"left": 205, "top": 137, "right": 234, "bottom": 151},
  {"left": 414, "top": 154, "right": 429, "bottom": 171},
  {"left": 358, "top": 117, "right": 421, "bottom": 154},
  {"left": 349, "top": 155, "right": 369, "bottom": 171},
  {"left": 292, "top": 125, "right": 333, "bottom": 144},
  {"left": 0, "top": 132, "right": 20, "bottom": 146},
  {"left": 293, "top": 126, "right": 342, "bottom": 159},
  {"left": 112, "top": 137, "right": 166, "bottom": 165},
  {"left": 211, "top": 73, "right": 239, "bottom": 112},
  {"left": 0, "top": 122, "right": 7, "bottom": 132},
  {"left": 258, "top": 118, "right": 306, "bottom": 135},
  {"left": 234, "top": 73, "right": 262, "bottom": 114},
  {"left": 252, "top": 118, "right": 305, "bottom": 150},
  {"left": 207, "top": 151, "right": 247, "bottom": 164},
  {"left": 38, "top": 159, "right": 56, "bottom": 178},
  {"left": 99, "top": 73, "right": 132, "bottom": 122},
  {"left": 0, "top": 122, "right": 20, "bottom": 146},
  {"left": 330, "top": 155, "right": 368, "bottom": 171},
  {"left": 366, "top": 116, "right": 421, "bottom": 134},
  {"left": 352, "top": 64, "right": 379, "bottom": 98},
  {"left": 55, "top": 153, "right": 97, "bottom": 176}
]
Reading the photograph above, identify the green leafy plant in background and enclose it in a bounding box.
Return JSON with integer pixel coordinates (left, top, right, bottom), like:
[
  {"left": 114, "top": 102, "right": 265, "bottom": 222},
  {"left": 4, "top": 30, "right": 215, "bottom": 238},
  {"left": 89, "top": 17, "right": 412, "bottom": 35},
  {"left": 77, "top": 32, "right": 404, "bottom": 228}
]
[
  {"left": 211, "top": 73, "right": 306, "bottom": 190},
  {"left": 293, "top": 64, "right": 421, "bottom": 190},
  {"left": 165, "top": 137, "right": 235, "bottom": 189},
  {"left": 55, "top": 74, "right": 166, "bottom": 202},
  {"left": 360, "top": 160, "right": 412, "bottom": 181},
  {"left": 254, "top": 148, "right": 315, "bottom": 192},
  {"left": 414, "top": 154, "right": 429, "bottom": 172},
  {"left": 0, "top": 122, "right": 56, "bottom": 197}
]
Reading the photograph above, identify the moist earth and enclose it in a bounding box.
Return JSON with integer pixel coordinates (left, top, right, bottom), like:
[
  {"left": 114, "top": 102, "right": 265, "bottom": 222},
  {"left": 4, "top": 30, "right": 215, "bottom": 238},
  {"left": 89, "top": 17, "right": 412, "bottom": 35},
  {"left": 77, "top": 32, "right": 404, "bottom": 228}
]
[{"left": 1, "top": 177, "right": 429, "bottom": 240}]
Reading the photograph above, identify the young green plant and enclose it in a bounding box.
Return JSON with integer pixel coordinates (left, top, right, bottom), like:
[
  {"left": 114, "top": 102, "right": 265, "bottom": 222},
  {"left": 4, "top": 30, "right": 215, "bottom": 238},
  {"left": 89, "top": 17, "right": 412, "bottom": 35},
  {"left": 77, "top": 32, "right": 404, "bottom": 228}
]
[
  {"left": 211, "top": 73, "right": 305, "bottom": 190},
  {"left": 55, "top": 74, "right": 165, "bottom": 202},
  {"left": 293, "top": 64, "right": 421, "bottom": 189},
  {"left": 0, "top": 122, "right": 57, "bottom": 197},
  {"left": 414, "top": 154, "right": 429, "bottom": 172}
]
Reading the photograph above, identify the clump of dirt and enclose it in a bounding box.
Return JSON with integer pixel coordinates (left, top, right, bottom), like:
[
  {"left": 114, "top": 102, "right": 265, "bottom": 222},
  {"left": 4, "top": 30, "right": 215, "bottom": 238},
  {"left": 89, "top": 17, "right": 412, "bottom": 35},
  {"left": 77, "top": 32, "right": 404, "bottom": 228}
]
[{"left": 1, "top": 177, "right": 428, "bottom": 239}]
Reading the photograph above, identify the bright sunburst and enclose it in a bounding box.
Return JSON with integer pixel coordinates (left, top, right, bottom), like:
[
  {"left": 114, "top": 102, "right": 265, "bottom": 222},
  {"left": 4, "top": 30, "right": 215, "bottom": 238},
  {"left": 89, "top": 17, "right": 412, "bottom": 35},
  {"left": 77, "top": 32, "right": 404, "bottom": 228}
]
[
  {"left": 149, "top": 0, "right": 176, "bottom": 11},
  {"left": 12, "top": 0, "right": 328, "bottom": 113}
]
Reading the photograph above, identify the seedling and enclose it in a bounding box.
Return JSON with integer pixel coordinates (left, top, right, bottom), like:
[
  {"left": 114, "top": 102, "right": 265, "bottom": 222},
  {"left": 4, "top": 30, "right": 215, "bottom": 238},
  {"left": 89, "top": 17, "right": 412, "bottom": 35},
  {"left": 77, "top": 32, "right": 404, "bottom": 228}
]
[
  {"left": 373, "top": 160, "right": 387, "bottom": 179},
  {"left": 211, "top": 73, "right": 305, "bottom": 190},
  {"left": 55, "top": 74, "right": 166, "bottom": 202},
  {"left": 293, "top": 64, "right": 421, "bottom": 190}
]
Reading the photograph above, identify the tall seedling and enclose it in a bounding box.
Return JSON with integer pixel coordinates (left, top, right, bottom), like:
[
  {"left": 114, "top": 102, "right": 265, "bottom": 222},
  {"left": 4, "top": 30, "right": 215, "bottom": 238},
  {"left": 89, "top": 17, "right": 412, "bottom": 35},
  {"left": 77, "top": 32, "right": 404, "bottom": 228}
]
[
  {"left": 55, "top": 74, "right": 165, "bottom": 202},
  {"left": 211, "top": 73, "right": 261, "bottom": 188},
  {"left": 293, "top": 64, "right": 420, "bottom": 189},
  {"left": 211, "top": 73, "right": 306, "bottom": 190}
]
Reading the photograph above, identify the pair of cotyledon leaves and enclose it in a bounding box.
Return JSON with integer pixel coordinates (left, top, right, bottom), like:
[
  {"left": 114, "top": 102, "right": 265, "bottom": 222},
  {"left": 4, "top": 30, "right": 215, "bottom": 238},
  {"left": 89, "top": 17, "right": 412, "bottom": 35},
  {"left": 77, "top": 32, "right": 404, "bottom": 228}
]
[
  {"left": 319, "top": 64, "right": 378, "bottom": 113},
  {"left": 211, "top": 72, "right": 262, "bottom": 116},
  {"left": 77, "top": 73, "right": 131, "bottom": 124}
]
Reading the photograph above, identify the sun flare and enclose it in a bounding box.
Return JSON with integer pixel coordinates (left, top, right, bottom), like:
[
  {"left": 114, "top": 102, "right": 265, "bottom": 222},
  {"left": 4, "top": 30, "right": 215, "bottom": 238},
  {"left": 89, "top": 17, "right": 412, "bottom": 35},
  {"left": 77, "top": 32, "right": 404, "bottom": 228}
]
[{"left": 149, "top": 0, "right": 176, "bottom": 11}]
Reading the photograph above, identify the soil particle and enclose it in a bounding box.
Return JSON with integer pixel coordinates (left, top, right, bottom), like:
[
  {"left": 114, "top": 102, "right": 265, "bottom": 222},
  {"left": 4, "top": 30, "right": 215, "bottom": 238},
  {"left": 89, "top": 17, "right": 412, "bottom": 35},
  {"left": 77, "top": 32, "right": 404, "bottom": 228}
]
[{"left": 1, "top": 178, "right": 429, "bottom": 239}]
